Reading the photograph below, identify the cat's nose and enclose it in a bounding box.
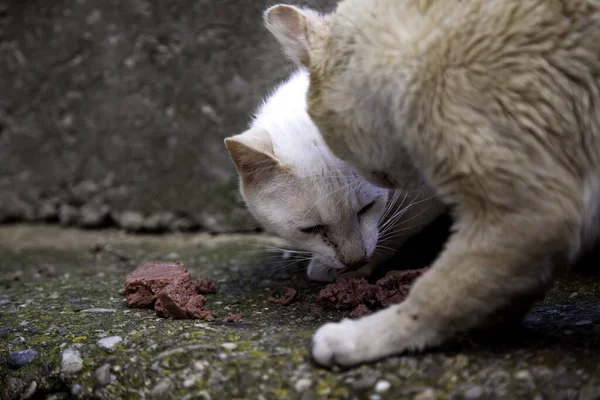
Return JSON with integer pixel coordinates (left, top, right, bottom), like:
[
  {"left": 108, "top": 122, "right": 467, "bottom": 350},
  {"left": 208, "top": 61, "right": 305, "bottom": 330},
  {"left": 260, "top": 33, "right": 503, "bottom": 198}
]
[{"left": 342, "top": 257, "right": 370, "bottom": 271}]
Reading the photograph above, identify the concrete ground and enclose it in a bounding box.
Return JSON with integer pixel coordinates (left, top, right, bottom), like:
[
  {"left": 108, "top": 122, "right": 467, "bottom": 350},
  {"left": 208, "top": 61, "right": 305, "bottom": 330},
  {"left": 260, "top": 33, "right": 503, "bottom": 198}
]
[{"left": 1, "top": 224, "right": 599, "bottom": 400}]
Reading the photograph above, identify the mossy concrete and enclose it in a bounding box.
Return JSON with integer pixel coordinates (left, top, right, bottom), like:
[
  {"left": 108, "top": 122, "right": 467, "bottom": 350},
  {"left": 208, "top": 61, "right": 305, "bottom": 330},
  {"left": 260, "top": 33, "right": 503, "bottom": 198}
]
[{"left": 1, "top": 224, "right": 599, "bottom": 399}]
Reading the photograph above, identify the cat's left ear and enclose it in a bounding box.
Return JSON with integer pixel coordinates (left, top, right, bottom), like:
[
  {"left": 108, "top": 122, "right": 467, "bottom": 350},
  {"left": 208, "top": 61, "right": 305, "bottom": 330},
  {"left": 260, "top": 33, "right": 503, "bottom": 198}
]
[
  {"left": 264, "top": 4, "right": 328, "bottom": 67},
  {"left": 224, "top": 128, "right": 282, "bottom": 186}
]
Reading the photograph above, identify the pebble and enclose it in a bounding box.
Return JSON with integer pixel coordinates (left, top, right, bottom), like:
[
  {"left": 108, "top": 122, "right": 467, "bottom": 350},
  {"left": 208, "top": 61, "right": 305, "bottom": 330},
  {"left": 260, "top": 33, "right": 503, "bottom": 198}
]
[
  {"left": 150, "top": 378, "right": 173, "bottom": 399},
  {"left": 114, "top": 210, "right": 144, "bottom": 232},
  {"left": 375, "top": 380, "right": 391, "bottom": 393},
  {"left": 95, "top": 364, "right": 112, "bottom": 387},
  {"left": 61, "top": 348, "right": 83, "bottom": 373},
  {"left": 97, "top": 336, "right": 122, "bottom": 352},
  {"left": 463, "top": 386, "right": 484, "bottom": 399},
  {"left": 22, "top": 381, "right": 37, "bottom": 399},
  {"left": 71, "top": 384, "right": 82, "bottom": 396},
  {"left": 7, "top": 349, "right": 38, "bottom": 369},
  {"left": 294, "top": 378, "right": 312, "bottom": 392},
  {"left": 221, "top": 342, "right": 237, "bottom": 351},
  {"left": 80, "top": 308, "right": 115, "bottom": 313},
  {"left": 183, "top": 378, "right": 196, "bottom": 388},
  {"left": 414, "top": 388, "right": 436, "bottom": 400}
]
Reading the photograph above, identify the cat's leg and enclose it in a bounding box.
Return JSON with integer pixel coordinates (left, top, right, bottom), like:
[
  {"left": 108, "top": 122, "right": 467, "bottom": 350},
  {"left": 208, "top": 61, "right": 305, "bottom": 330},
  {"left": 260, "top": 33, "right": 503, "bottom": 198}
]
[
  {"left": 307, "top": 258, "right": 338, "bottom": 282},
  {"left": 311, "top": 213, "right": 573, "bottom": 367}
]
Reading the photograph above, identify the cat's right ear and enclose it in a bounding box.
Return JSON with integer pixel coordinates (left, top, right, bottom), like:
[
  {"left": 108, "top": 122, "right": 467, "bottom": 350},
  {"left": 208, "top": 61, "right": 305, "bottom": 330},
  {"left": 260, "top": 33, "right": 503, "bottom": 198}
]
[
  {"left": 224, "top": 128, "right": 281, "bottom": 186},
  {"left": 263, "top": 4, "right": 328, "bottom": 67}
]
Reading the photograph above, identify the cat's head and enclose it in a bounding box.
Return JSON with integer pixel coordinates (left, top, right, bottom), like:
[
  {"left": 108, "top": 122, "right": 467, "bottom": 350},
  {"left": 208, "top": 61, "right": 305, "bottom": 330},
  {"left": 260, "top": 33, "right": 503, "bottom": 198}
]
[
  {"left": 224, "top": 106, "right": 389, "bottom": 272},
  {"left": 263, "top": 4, "right": 425, "bottom": 190}
]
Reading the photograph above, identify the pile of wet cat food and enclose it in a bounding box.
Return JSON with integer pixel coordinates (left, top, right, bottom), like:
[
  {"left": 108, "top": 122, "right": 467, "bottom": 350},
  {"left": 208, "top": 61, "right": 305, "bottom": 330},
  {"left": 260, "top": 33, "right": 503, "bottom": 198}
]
[
  {"left": 124, "top": 261, "right": 219, "bottom": 321},
  {"left": 316, "top": 269, "right": 426, "bottom": 317}
]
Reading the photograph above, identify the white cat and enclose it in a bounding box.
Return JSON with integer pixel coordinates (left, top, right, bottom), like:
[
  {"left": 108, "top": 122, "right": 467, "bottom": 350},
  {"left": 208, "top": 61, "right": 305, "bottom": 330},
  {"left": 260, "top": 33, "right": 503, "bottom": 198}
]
[{"left": 225, "top": 69, "right": 445, "bottom": 282}]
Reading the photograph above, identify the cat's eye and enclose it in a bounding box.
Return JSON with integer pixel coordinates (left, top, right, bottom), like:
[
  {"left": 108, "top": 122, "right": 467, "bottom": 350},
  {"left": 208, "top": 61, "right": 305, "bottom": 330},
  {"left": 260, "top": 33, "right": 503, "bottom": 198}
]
[
  {"left": 298, "top": 225, "right": 327, "bottom": 235},
  {"left": 358, "top": 201, "right": 375, "bottom": 216}
]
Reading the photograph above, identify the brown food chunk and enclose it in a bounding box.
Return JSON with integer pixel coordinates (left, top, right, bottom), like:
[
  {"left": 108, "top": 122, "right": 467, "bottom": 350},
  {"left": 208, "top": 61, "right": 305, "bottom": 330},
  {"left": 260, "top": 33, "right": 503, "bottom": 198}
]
[
  {"left": 317, "top": 278, "right": 377, "bottom": 309},
  {"left": 350, "top": 304, "right": 372, "bottom": 318},
  {"left": 374, "top": 269, "right": 425, "bottom": 306},
  {"left": 224, "top": 313, "right": 243, "bottom": 322},
  {"left": 186, "top": 295, "right": 215, "bottom": 321},
  {"left": 124, "top": 260, "right": 217, "bottom": 320},
  {"left": 194, "top": 277, "right": 217, "bottom": 294},
  {"left": 154, "top": 274, "right": 198, "bottom": 318},
  {"left": 267, "top": 287, "right": 297, "bottom": 305},
  {"left": 124, "top": 261, "right": 188, "bottom": 308}
]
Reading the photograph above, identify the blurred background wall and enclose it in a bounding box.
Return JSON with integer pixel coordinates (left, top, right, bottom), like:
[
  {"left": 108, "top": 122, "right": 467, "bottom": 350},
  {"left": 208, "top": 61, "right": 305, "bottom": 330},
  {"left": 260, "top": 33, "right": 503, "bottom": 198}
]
[{"left": 0, "top": 0, "right": 337, "bottom": 233}]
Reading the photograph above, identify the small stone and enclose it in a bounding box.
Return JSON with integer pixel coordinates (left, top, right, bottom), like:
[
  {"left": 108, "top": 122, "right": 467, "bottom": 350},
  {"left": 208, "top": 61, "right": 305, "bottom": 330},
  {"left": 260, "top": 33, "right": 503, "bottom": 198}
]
[
  {"left": 0, "top": 326, "right": 12, "bottom": 338},
  {"left": 150, "top": 378, "right": 173, "bottom": 399},
  {"left": 114, "top": 210, "right": 144, "bottom": 232},
  {"left": 221, "top": 343, "right": 237, "bottom": 351},
  {"left": 375, "top": 380, "right": 391, "bottom": 393},
  {"left": 95, "top": 364, "right": 111, "bottom": 387},
  {"left": 22, "top": 381, "right": 37, "bottom": 399},
  {"left": 183, "top": 379, "right": 196, "bottom": 388},
  {"left": 143, "top": 212, "right": 176, "bottom": 232},
  {"left": 59, "top": 204, "right": 79, "bottom": 226},
  {"left": 79, "top": 203, "right": 110, "bottom": 228},
  {"left": 97, "top": 336, "right": 122, "bottom": 352},
  {"left": 514, "top": 370, "right": 535, "bottom": 389},
  {"left": 7, "top": 349, "right": 38, "bottom": 369},
  {"left": 80, "top": 308, "right": 115, "bottom": 313},
  {"left": 61, "top": 348, "right": 83, "bottom": 373},
  {"left": 38, "top": 202, "right": 58, "bottom": 220},
  {"left": 294, "top": 378, "right": 312, "bottom": 392},
  {"left": 414, "top": 388, "right": 436, "bottom": 400},
  {"left": 463, "top": 386, "right": 484, "bottom": 399},
  {"left": 71, "top": 384, "right": 82, "bottom": 396}
]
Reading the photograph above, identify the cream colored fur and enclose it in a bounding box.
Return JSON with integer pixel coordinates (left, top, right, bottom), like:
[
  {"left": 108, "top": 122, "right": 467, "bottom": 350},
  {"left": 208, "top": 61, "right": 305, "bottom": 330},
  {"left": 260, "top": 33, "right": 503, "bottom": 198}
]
[
  {"left": 224, "top": 69, "right": 445, "bottom": 282},
  {"left": 264, "top": 0, "right": 600, "bottom": 367}
]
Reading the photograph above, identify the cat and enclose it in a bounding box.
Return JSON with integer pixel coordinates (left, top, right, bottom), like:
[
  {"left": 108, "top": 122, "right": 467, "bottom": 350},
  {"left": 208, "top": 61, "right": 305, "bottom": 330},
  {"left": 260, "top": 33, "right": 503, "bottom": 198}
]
[
  {"left": 224, "top": 68, "right": 445, "bottom": 282},
  {"left": 264, "top": 0, "right": 600, "bottom": 367}
]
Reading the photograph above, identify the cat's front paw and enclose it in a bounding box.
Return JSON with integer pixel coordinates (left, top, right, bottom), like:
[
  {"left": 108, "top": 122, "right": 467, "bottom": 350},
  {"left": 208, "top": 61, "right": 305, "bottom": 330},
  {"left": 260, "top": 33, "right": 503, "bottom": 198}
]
[
  {"left": 311, "top": 319, "right": 365, "bottom": 368},
  {"left": 307, "top": 259, "right": 338, "bottom": 282}
]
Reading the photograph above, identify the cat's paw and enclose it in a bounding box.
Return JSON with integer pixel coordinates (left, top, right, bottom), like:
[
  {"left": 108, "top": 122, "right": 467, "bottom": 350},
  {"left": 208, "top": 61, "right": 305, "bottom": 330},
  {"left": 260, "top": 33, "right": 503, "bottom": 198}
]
[
  {"left": 311, "top": 319, "right": 365, "bottom": 368},
  {"left": 311, "top": 303, "right": 440, "bottom": 368},
  {"left": 307, "top": 259, "right": 338, "bottom": 282}
]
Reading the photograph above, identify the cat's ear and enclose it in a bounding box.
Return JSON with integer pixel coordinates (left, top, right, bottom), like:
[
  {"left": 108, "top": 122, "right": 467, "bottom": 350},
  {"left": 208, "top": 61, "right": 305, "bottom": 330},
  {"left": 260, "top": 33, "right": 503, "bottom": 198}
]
[
  {"left": 264, "top": 4, "right": 328, "bottom": 67},
  {"left": 224, "top": 128, "right": 281, "bottom": 185}
]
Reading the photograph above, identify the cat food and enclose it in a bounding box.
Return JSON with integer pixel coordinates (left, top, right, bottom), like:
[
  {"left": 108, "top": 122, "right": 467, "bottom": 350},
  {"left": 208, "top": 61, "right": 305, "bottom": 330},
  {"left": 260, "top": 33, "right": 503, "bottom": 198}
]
[
  {"left": 350, "top": 304, "right": 372, "bottom": 318},
  {"left": 318, "top": 269, "right": 426, "bottom": 311},
  {"left": 124, "top": 261, "right": 188, "bottom": 308},
  {"left": 317, "top": 277, "right": 377, "bottom": 309},
  {"left": 224, "top": 313, "right": 243, "bottom": 322},
  {"left": 194, "top": 277, "right": 217, "bottom": 294},
  {"left": 374, "top": 269, "right": 425, "bottom": 306},
  {"left": 267, "top": 287, "right": 297, "bottom": 305},
  {"left": 124, "top": 261, "right": 215, "bottom": 321}
]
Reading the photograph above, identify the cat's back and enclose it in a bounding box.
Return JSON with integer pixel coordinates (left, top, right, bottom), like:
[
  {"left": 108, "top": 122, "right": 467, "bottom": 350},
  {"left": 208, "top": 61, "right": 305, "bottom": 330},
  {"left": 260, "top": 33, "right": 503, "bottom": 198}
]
[
  {"left": 333, "top": 0, "right": 600, "bottom": 165},
  {"left": 335, "top": 0, "right": 600, "bottom": 71}
]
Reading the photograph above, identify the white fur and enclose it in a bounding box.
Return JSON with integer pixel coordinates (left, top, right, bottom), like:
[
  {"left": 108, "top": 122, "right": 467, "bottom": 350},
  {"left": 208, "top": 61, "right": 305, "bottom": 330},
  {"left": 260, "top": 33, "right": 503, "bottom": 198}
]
[
  {"left": 250, "top": 69, "right": 345, "bottom": 178},
  {"left": 226, "top": 69, "right": 445, "bottom": 281}
]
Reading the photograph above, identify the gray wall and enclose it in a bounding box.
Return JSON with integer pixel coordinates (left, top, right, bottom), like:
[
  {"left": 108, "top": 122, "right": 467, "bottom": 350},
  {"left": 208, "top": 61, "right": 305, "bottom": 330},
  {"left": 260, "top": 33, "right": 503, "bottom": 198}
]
[{"left": 0, "top": 0, "right": 337, "bottom": 232}]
